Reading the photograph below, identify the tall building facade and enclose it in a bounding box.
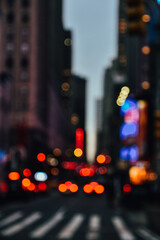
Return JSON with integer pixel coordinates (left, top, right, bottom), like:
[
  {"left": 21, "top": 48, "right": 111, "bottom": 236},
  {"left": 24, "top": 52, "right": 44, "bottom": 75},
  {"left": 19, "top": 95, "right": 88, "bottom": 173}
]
[{"left": 0, "top": 0, "right": 72, "bottom": 169}]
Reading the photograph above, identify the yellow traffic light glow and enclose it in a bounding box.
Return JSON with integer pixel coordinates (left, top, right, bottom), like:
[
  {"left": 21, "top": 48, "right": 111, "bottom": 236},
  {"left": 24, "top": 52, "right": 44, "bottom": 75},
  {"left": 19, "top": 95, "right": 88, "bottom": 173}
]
[
  {"left": 116, "top": 86, "right": 130, "bottom": 106},
  {"left": 74, "top": 148, "right": 83, "bottom": 157}
]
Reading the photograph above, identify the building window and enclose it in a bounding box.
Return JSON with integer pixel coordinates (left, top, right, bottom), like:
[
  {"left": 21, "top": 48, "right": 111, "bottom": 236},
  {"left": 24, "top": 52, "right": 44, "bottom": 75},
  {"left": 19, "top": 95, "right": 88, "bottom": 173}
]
[
  {"left": 21, "top": 58, "right": 29, "bottom": 68},
  {"left": 6, "top": 27, "right": 14, "bottom": 40},
  {"left": 21, "top": 27, "right": 29, "bottom": 38},
  {"left": 6, "top": 42, "right": 14, "bottom": 54},
  {"left": 19, "top": 101, "right": 28, "bottom": 111},
  {"left": 20, "top": 72, "right": 29, "bottom": 81},
  {"left": 21, "top": 13, "right": 30, "bottom": 23},
  {"left": 19, "top": 86, "right": 29, "bottom": 96},
  {"left": 119, "top": 19, "right": 127, "bottom": 34},
  {"left": 21, "top": 43, "right": 29, "bottom": 54},
  {"left": 5, "top": 57, "right": 14, "bottom": 68},
  {"left": 21, "top": 0, "right": 30, "bottom": 8},
  {"left": 6, "top": 12, "right": 15, "bottom": 23}
]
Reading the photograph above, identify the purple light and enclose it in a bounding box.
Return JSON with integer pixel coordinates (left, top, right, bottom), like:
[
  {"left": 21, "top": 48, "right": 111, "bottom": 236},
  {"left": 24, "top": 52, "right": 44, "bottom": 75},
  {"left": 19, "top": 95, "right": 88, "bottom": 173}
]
[{"left": 120, "top": 122, "right": 138, "bottom": 139}]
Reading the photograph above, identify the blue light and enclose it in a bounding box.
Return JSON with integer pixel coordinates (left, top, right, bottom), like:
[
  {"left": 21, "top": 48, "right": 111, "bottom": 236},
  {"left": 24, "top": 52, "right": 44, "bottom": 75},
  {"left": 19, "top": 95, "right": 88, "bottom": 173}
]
[
  {"left": 120, "top": 99, "right": 137, "bottom": 116},
  {"left": 129, "top": 146, "right": 138, "bottom": 162},
  {"left": 0, "top": 150, "right": 7, "bottom": 162},
  {"left": 120, "top": 147, "right": 129, "bottom": 161},
  {"left": 120, "top": 122, "right": 138, "bottom": 139},
  {"left": 157, "top": 0, "right": 160, "bottom": 5},
  {"left": 120, "top": 146, "right": 138, "bottom": 162}
]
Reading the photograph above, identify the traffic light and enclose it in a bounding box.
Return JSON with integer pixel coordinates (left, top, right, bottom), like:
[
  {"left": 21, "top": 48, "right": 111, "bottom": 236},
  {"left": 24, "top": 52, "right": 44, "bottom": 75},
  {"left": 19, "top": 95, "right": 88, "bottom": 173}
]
[{"left": 126, "top": 0, "right": 146, "bottom": 35}]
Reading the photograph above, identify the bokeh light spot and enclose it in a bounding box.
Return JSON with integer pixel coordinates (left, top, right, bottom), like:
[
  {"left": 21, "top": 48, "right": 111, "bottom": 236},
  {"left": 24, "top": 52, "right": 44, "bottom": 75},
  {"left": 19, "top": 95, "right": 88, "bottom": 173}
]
[{"left": 37, "top": 153, "right": 46, "bottom": 162}]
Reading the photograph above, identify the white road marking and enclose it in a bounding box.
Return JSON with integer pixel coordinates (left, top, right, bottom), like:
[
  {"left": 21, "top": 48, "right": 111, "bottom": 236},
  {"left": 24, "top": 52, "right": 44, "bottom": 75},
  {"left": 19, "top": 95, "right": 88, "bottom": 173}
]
[
  {"left": 111, "top": 216, "right": 135, "bottom": 240},
  {"left": 0, "top": 211, "right": 23, "bottom": 227},
  {"left": 137, "top": 227, "right": 160, "bottom": 240},
  {"left": 57, "top": 214, "right": 84, "bottom": 239},
  {"left": 1, "top": 212, "right": 42, "bottom": 236},
  {"left": 30, "top": 208, "right": 65, "bottom": 238},
  {"left": 86, "top": 215, "right": 100, "bottom": 240}
]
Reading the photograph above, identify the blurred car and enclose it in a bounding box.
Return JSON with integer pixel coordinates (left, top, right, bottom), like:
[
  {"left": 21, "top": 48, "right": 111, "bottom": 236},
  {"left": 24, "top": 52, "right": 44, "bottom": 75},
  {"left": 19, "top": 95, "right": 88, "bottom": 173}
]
[
  {"left": 58, "top": 181, "right": 79, "bottom": 195},
  {"left": 82, "top": 181, "right": 105, "bottom": 195}
]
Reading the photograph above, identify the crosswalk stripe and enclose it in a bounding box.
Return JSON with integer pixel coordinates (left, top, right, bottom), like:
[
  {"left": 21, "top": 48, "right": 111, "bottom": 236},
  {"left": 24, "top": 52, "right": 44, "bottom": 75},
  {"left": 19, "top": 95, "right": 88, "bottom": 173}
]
[
  {"left": 30, "top": 208, "right": 65, "bottom": 238},
  {"left": 88, "top": 215, "right": 100, "bottom": 231},
  {"left": 1, "top": 212, "right": 42, "bottom": 236},
  {"left": 86, "top": 215, "right": 100, "bottom": 240},
  {"left": 0, "top": 211, "right": 23, "bottom": 227},
  {"left": 137, "top": 227, "right": 160, "bottom": 240},
  {"left": 57, "top": 214, "right": 85, "bottom": 239},
  {"left": 111, "top": 216, "right": 135, "bottom": 240}
]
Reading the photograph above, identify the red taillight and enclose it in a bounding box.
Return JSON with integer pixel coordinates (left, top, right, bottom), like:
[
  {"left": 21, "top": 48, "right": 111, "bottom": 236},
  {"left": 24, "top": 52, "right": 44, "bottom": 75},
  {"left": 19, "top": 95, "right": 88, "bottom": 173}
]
[
  {"left": 22, "top": 178, "right": 31, "bottom": 188},
  {"left": 65, "top": 181, "right": 72, "bottom": 188},
  {"left": 83, "top": 184, "right": 93, "bottom": 193},
  {"left": 90, "top": 182, "right": 98, "bottom": 188},
  {"left": 0, "top": 182, "right": 8, "bottom": 193},
  {"left": 94, "top": 185, "right": 104, "bottom": 194},
  {"left": 8, "top": 172, "right": 20, "bottom": 181},
  {"left": 23, "top": 168, "right": 31, "bottom": 177},
  {"left": 123, "top": 184, "right": 131, "bottom": 193},
  {"left": 58, "top": 184, "right": 67, "bottom": 193},
  {"left": 38, "top": 182, "right": 47, "bottom": 191},
  {"left": 27, "top": 183, "right": 35, "bottom": 191},
  {"left": 37, "top": 153, "right": 46, "bottom": 162},
  {"left": 69, "top": 184, "right": 78, "bottom": 193}
]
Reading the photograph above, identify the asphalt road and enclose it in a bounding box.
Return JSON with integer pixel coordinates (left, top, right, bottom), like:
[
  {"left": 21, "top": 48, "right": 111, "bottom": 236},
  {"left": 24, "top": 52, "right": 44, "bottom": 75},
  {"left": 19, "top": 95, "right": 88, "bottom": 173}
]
[{"left": 0, "top": 190, "right": 160, "bottom": 240}]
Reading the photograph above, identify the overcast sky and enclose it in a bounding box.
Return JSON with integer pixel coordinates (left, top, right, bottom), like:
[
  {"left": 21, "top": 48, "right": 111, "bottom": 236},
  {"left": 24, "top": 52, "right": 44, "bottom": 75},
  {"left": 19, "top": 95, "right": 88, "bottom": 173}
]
[{"left": 63, "top": 0, "right": 118, "bottom": 162}]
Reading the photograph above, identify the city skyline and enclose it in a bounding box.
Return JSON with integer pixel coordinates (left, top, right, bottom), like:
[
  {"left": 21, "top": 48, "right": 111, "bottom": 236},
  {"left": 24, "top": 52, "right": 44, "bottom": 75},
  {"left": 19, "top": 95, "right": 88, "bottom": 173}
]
[{"left": 63, "top": 0, "right": 118, "bottom": 161}]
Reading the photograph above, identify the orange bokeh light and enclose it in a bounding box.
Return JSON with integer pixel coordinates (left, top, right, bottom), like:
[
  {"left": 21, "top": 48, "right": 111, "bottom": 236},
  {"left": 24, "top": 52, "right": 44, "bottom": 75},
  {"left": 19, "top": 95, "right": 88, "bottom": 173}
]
[
  {"left": 22, "top": 178, "right": 31, "bottom": 187},
  {"left": 129, "top": 166, "right": 147, "bottom": 185},
  {"left": 83, "top": 184, "right": 93, "bottom": 193},
  {"left": 141, "top": 46, "right": 150, "bottom": 55},
  {"left": 69, "top": 184, "right": 78, "bottom": 193},
  {"left": 8, "top": 172, "right": 20, "bottom": 181},
  {"left": 96, "top": 154, "right": 106, "bottom": 164},
  {"left": 37, "top": 153, "right": 46, "bottom": 162},
  {"left": 58, "top": 184, "right": 67, "bottom": 193},
  {"left": 23, "top": 168, "right": 31, "bottom": 177},
  {"left": 27, "top": 183, "right": 35, "bottom": 191},
  {"left": 94, "top": 185, "right": 104, "bottom": 194}
]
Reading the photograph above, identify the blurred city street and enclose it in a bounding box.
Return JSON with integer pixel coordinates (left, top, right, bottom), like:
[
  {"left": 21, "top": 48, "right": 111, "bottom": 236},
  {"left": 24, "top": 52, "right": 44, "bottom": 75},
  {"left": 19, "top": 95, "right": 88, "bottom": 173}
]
[
  {"left": 0, "top": 188, "right": 160, "bottom": 240},
  {"left": 1, "top": 0, "right": 160, "bottom": 239}
]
